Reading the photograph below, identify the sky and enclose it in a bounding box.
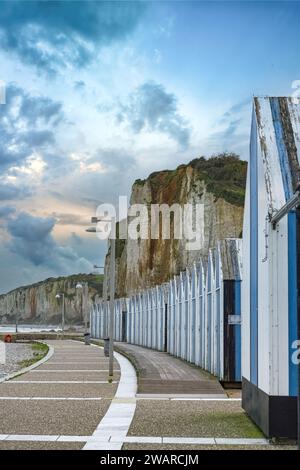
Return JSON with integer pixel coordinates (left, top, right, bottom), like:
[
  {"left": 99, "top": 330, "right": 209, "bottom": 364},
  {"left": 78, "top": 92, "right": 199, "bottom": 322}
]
[{"left": 0, "top": 0, "right": 300, "bottom": 293}]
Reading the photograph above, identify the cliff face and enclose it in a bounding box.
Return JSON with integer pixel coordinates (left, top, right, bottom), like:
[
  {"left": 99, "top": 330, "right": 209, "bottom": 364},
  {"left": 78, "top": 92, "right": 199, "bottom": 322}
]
[
  {"left": 105, "top": 154, "right": 247, "bottom": 297},
  {"left": 0, "top": 274, "right": 103, "bottom": 326}
]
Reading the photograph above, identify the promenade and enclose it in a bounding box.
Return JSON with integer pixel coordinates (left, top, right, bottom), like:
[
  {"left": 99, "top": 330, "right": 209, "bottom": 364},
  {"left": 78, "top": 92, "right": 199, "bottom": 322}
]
[{"left": 0, "top": 340, "right": 295, "bottom": 450}]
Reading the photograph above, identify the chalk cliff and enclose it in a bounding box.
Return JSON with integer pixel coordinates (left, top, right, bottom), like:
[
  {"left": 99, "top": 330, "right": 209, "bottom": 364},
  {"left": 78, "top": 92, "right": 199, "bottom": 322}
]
[
  {"left": 0, "top": 273, "right": 103, "bottom": 326},
  {"left": 104, "top": 154, "right": 247, "bottom": 297}
]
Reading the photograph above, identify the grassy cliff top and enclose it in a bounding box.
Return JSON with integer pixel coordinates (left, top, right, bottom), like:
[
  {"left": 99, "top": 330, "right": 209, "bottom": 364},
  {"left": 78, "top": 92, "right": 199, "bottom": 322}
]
[
  {"left": 0, "top": 273, "right": 104, "bottom": 297},
  {"left": 134, "top": 153, "right": 247, "bottom": 207}
]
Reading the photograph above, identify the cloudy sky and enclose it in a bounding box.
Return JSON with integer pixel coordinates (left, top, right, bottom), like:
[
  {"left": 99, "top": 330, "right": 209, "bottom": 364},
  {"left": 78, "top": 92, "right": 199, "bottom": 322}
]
[{"left": 0, "top": 0, "right": 299, "bottom": 293}]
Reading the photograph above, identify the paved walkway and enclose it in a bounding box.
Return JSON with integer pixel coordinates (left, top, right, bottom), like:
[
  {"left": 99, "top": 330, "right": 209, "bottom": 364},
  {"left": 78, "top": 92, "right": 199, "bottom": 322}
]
[
  {"left": 0, "top": 340, "right": 135, "bottom": 450},
  {"left": 0, "top": 340, "right": 295, "bottom": 450},
  {"left": 115, "top": 342, "right": 225, "bottom": 397}
]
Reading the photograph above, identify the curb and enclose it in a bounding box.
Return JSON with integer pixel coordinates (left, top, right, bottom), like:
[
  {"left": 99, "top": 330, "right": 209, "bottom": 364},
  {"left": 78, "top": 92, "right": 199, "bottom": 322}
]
[
  {"left": 0, "top": 341, "right": 54, "bottom": 384},
  {"left": 83, "top": 345, "right": 137, "bottom": 450}
]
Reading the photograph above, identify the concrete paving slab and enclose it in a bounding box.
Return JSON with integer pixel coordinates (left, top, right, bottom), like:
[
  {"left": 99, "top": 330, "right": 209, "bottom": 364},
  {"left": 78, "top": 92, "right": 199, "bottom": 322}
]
[
  {"left": 83, "top": 349, "right": 137, "bottom": 451},
  {"left": 128, "top": 400, "right": 264, "bottom": 438},
  {"left": 136, "top": 394, "right": 226, "bottom": 399},
  {"left": 30, "top": 369, "right": 113, "bottom": 372},
  {"left": 5, "top": 434, "right": 59, "bottom": 441},
  {"left": 162, "top": 437, "right": 216, "bottom": 444},
  {"left": 37, "top": 364, "right": 120, "bottom": 371},
  {"left": 122, "top": 443, "right": 297, "bottom": 451},
  {"left": 124, "top": 436, "right": 163, "bottom": 444},
  {"left": 215, "top": 437, "right": 268, "bottom": 445},
  {"left": 0, "top": 441, "right": 84, "bottom": 450},
  {"left": 57, "top": 435, "right": 89, "bottom": 442},
  {"left": 0, "top": 383, "right": 118, "bottom": 398},
  {"left": 0, "top": 397, "right": 103, "bottom": 401},
  {"left": 0, "top": 399, "right": 112, "bottom": 435},
  {"left": 11, "top": 371, "right": 120, "bottom": 381},
  {"left": 1, "top": 433, "right": 89, "bottom": 442},
  {"left": 8, "top": 380, "right": 118, "bottom": 384},
  {"left": 48, "top": 356, "right": 106, "bottom": 360}
]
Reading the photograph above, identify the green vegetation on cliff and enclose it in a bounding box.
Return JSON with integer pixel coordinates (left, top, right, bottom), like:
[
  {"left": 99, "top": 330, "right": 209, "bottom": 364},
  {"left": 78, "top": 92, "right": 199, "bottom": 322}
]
[
  {"left": 133, "top": 153, "right": 247, "bottom": 207},
  {"left": 189, "top": 153, "right": 247, "bottom": 206},
  {"left": 0, "top": 273, "right": 104, "bottom": 298}
]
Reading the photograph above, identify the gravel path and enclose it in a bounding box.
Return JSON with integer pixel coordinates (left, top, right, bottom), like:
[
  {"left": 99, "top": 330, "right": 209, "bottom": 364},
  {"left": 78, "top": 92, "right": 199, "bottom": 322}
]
[{"left": 0, "top": 343, "right": 35, "bottom": 379}]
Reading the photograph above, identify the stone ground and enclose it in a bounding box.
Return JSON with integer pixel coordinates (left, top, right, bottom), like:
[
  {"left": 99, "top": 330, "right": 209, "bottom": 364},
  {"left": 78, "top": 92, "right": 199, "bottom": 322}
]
[
  {"left": 114, "top": 342, "right": 296, "bottom": 451},
  {"left": 0, "top": 340, "right": 119, "bottom": 450},
  {"left": 0, "top": 339, "right": 296, "bottom": 451},
  {"left": 128, "top": 400, "right": 263, "bottom": 438},
  {"left": 123, "top": 443, "right": 296, "bottom": 450},
  {"left": 0, "top": 342, "right": 36, "bottom": 379}
]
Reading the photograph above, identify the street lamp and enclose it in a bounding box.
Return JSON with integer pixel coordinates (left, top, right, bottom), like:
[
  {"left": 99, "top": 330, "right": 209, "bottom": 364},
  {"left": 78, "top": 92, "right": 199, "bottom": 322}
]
[
  {"left": 55, "top": 293, "right": 65, "bottom": 334},
  {"left": 88, "top": 215, "right": 115, "bottom": 377},
  {"left": 85, "top": 226, "right": 108, "bottom": 338},
  {"left": 76, "top": 282, "right": 85, "bottom": 332}
]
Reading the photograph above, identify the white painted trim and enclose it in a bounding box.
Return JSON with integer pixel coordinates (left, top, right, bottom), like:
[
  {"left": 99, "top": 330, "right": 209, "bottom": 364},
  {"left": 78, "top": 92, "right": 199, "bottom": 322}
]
[
  {"left": 0, "top": 342, "right": 54, "bottom": 384},
  {"left": 0, "top": 434, "right": 88, "bottom": 442},
  {"left": 170, "top": 397, "right": 241, "bottom": 402},
  {"left": 136, "top": 393, "right": 226, "bottom": 399},
  {"left": 123, "top": 436, "right": 270, "bottom": 446},
  {"left": 57, "top": 436, "right": 90, "bottom": 442},
  {"left": 135, "top": 397, "right": 241, "bottom": 401},
  {"left": 0, "top": 397, "right": 102, "bottom": 401},
  {"left": 125, "top": 436, "right": 163, "bottom": 443},
  {"left": 0, "top": 434, "right": 271, "bottom": 447},
  {"left": 6, "top": 380, "right": 118, "bottom": 384},
  {"left": 46, "top": 362, "right": 110, "bottom": 364},
  {"left": 31, "top": 369, "right": 116, "bottom": 373},
  {"left": 214, "top": 438, "right": 269, "bottom": 445},
  {"left": 83, "top": 346, "right": 137, "bottom": 451},
  {"left": 162, "top": 437, "right": 215, "bottom": 445},
  {"left": 5, "top": 435, "right": 59, "bottom": 442}
]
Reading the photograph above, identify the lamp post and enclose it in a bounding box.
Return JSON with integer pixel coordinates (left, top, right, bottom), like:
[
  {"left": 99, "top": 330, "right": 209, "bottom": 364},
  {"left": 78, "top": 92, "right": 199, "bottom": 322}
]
[
  {"left": 55, "top": 293, "right": 65, "bottom": 334},
  {"left": 76, "top": 282, "right": 85, "bottom": 332},
  {"left": 108, "top": 218, "right": 115, "bottom": 377},
  {"left": 85, "top": 227, "right": 108, "bottom": 338},
  {"left": 15, "top": 298, "right": 18, "bottom": 334},
  {"left": 87, "top": 215, "right": 115, "bottom": 377}
]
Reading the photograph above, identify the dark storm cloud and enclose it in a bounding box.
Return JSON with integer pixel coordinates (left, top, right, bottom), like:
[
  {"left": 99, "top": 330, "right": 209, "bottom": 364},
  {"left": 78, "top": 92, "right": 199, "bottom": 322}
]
[
  {"left": 0, "top": 181, "right": 32, "bottom": 201},
  {"left": 20, "top": 130, "right": 55, "bottom": 147},
  {"left": 19, "top": 95, "right": 63, "bottom": 126},
  {"left": 0, "top": 1, "right": 146, "bottom": 74},
  {"left": 6, "top": 211, "right": 91, "bottom": 270},
  {"left": 118, "top": 81, "right": 191, "bottom": 148},
  {"left": 0, "top": 84, "right": 63, "bottom": 174},
  {"left": 0, "top": 205, "right": 16, "bottom": 219}
]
